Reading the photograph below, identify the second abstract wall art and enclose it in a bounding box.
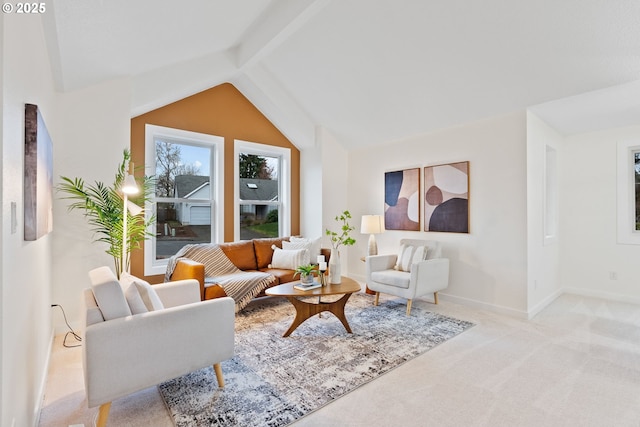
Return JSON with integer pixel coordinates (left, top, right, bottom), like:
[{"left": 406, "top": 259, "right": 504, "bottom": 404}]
[{"left": 424, "top": 161, "right": 469, "bottom": 233}]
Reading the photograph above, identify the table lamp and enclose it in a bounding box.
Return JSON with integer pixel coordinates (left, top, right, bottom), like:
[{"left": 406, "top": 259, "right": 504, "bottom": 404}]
[{"left": 360, "top": 215, "right": 385, "bottom": 256}]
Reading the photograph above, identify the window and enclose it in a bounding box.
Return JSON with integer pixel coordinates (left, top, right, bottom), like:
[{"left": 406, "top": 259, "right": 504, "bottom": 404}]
[
  {"left": 144, "top": 125, "right": 224, "bottom": 276},
  {"left": 234, "top": 140, "right": 290, "bottom": 240},
  {"left": 616, "top": 140, "right": 640, "bottom": 244}
]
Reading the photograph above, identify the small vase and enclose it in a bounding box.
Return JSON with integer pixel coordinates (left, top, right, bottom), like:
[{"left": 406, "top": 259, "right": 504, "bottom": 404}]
[
  {"left": 300, "top": 273, "right": 314, "bottom": 284},
  {"left": 328, "top": 248, "right": 341, "bottom": 284}
]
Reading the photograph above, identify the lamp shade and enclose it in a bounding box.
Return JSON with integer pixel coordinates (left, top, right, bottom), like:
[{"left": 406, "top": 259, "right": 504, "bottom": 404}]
[
  {"left": 122, "top": 174, "right": 139, "bottom": 195},
  {"left": 361, "top": 215, "right": 384, "bottom": 234},
  {"left": 126, "top": 200, "right": 143, "bottom": 216}
]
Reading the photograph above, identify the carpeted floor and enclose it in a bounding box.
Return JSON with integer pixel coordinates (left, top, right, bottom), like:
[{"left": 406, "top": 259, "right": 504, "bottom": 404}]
[
  {"left": 158, "top": 293, "right": 474, "bottom": 426},
  {"left": 40, "top": 292, "right": 640, "bottom": 427}
]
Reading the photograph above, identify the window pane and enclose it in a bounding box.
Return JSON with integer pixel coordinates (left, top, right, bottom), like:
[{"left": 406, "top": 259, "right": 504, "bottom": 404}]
[
  {"left": 635, "top": 152, "right": 640, "bottom": 231},
  {"left": 155, "top": 201, "right": 211, "bottom": 259},
  {"left": 240, "top": 204, "right": 279, "bottom": 239},
  {"left": 154, "top": 140, "right": 213, "bottom": 259},
  {"left": 155, "top": 140, "right": 211, "bottom": 198},
  {"left": 238, "top": 153, "right": 279, "bottom": 201}
]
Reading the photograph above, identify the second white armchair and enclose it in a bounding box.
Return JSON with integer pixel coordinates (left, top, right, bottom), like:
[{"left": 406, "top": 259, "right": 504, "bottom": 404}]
[{"left": 365, "top": 239, "right": 449, "bottom": 316}]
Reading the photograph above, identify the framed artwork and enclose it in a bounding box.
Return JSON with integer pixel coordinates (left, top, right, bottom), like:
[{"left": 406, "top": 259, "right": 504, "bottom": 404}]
[
  {"left": 384, "top": 168, "right": 420, "bottom": 231},
  {"left": 424, "top": 161, "right": 469, "bottom": 233},
  {"left": 24, "top": 103, "right": 53, "bottom": 241}
]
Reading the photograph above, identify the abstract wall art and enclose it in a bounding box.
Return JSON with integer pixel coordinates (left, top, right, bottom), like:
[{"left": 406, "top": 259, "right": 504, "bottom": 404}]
[
  {"left": 384, "top": 168, "right": 420, "bottom": 231},
  {"left": 424, "top": 161, "right": 469, "bottom": 233},
  {"left": 24, "top": 103, "right": 53, "bottom": 241}
]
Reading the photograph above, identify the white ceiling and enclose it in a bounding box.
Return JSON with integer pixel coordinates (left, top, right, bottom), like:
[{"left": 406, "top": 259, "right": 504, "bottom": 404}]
[{"left": 44, "top": 0, "right": 640, "bottom": 150}]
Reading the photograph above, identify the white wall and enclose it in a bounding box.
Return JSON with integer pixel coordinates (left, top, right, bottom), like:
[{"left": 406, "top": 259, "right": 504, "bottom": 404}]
[
  {"left": 299, "top": 127, "right": 323, "bottom": 238},
  {"left": 526, "top": 112, "right": 563, "bottom": 316},
  {"left": 319, "top": 127, "right": 353, "bottom": 274},
  {"left": 2, "top": 13, "right": 56, "bottom": 427},
  {"left": 52, "top": 77, "right": 131, "bottom": 333},
  {"left": 348, "top": 112, "right": 529, "bottom": 316},
  {"left": 0, "top": 13, "right": 4, "bottom": 425},
  {"left": 560, "top": 125, "right": 640, "bottom": 302},
  {"left": 1, "top": 12, "right": 130, "bottom": 426}
]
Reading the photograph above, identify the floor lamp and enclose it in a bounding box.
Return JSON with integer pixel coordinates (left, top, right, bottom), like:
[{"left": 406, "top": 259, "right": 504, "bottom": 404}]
[
  {"left": 121, "top": 162, "right": 139, "bottom": 275},
  {"left": 360, "top": 215, "right": 385, "bottom": 256}
]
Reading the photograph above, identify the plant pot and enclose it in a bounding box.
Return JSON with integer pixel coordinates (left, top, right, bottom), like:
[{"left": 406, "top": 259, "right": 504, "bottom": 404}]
[{"left": 300, "top": 273, "right": 314, "bottom": 284}]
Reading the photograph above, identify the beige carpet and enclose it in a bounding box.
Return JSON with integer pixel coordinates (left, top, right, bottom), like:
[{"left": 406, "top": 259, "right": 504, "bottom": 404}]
[{"left": 39, "top": 292, "right": 640, "bottom": 427}]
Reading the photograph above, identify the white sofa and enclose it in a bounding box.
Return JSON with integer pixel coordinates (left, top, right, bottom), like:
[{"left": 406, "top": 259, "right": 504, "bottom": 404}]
[
  {"left": 84, "top": 266, "right": 235, "bottom": 427},
  {"left": 365, "top": 239, "right": 449, "bottom": 315}
]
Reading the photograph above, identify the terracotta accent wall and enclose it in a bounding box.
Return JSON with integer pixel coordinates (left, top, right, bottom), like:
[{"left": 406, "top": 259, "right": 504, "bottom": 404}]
[{"left": 130, "top": 83, "right": 300, "bottom": 283}]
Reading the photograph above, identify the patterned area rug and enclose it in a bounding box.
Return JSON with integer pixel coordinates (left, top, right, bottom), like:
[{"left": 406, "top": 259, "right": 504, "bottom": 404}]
[{"left": 159, "top": 292, "right": 474, "bottom": 426}]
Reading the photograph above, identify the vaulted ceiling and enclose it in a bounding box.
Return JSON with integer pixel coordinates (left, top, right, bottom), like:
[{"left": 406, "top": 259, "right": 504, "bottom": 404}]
[{"left": 42, "top": 0, "right": 640, "bottom": 150}]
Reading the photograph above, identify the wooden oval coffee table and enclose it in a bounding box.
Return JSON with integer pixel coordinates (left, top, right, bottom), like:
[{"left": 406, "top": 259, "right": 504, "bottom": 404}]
[{"left": 265, "top": 276, "right": 362, "bottom": 337}]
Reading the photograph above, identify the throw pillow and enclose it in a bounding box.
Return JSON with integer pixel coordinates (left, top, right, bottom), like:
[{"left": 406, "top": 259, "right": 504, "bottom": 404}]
[
  {"left": 269, "top": 246, "right": 308, "bottom": 270},
  {"left": 253, "top": 237, "right": 287, "bottom": 269},
  {"left": 394, "top": 244, "right": 406, "bottom": 271},
  {"left": 290, "top": 236, "right": 322, "bottom": 259},
  {"left": 282, "top": 241, "right": 312, "bottom": 265},
  {"left": 90, "top": 266, "right": 132, "bottom": 320},
  {"left": 409, "top": 246, "right": 429, "bottom": 272},
  {"left": 120, "top": 272, "right": 165, "bottom": 314},
  {"left": 399, "top": 245, "right": 415, "bottom": 272}
]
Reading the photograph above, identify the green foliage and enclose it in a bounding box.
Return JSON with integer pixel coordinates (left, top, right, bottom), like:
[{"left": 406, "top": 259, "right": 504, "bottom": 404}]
[
  {"left": 266, "top": 208, "right": 278, "bottom": 223},
  {"left": 57, "top": 150, "right": 155, "bottom": 277},
  {"left": 325, "top": 210, "right": 356, "bottom": 249},
  {"left": 239, "top": 154, "right": 273, "bottom": 179},
  {"left": 293, "top": 264, "right": 317, "bottom": 278},
  {"left": 246, "top": 222, "right": 279, "bottom": 237}
]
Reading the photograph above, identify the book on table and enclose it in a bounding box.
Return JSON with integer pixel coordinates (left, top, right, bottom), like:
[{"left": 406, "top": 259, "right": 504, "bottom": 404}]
[{"left": 294, "top": 281, "right": 322, "bottom": 291}]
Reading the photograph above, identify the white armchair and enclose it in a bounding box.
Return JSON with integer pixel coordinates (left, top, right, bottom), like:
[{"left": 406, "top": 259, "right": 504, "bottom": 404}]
[
  {"left": 83, "top": 266, "right": 235, "bottom": 427},
  {"left": 366, "top": 239, "right": 449, "bottom": 315}
]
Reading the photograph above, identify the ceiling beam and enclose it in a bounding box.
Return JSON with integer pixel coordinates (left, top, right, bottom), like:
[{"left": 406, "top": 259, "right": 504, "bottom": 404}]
[
  {"left": 232, "top": 65, "right": 317, "bottom": 150},
  {"left": 234, "top": 0, "right": 331, "bottom": 70}
]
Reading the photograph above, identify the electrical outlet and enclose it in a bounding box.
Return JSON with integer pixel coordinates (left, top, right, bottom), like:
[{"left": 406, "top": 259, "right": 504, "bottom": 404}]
[{"left": 609, "top": 271, "right": 618, "bottom": 280}]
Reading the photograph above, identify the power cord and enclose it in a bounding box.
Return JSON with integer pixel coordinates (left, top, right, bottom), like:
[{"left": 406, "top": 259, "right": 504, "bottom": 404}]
[{"left": 51, "top": 304, "right": 82, "bottom": 348}]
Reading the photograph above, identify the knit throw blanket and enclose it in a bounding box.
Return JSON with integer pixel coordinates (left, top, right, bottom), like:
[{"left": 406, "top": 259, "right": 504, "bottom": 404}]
[{"left": 165, "top": 244, "right": 276, "bottom": 312}]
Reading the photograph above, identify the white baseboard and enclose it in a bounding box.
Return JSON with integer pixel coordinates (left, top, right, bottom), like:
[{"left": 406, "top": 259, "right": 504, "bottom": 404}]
[
  {"left": 437, "top": 292, "right": 530, "bottom": 319},
  {"left": 34, "top": 329, "right": 55, "bottom": 427},
  {"left": 526, "top": 289, "right": 563, "bottom": 320},
  {"left": 561, "top": 286, "right": 640, "bottom": 305},
  {"left": 351, "top": 272, "right": 531, "bottom": 319},
  {"left": 348, "top": 273, "right": 639, "bottom": 321}
]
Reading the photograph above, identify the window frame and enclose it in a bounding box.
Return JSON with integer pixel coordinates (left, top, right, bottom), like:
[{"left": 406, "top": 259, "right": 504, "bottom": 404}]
[
  {"left": 616, "top": 139, "right": 640, "bottom": 245},
  {"left": 144, "top": 124, "right": 224, "bottom": 276},
  {"left": 234, "top": 140, "right": 291, "bottom": 241}
]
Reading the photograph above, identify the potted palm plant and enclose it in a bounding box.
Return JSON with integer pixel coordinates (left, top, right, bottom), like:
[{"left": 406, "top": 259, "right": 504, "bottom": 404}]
[
  {"left": 293, "top": 264, "right": 316, "bottom": 284},
  {"left": 58, "top": 150, "right": 155, "bottom": 278}
]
